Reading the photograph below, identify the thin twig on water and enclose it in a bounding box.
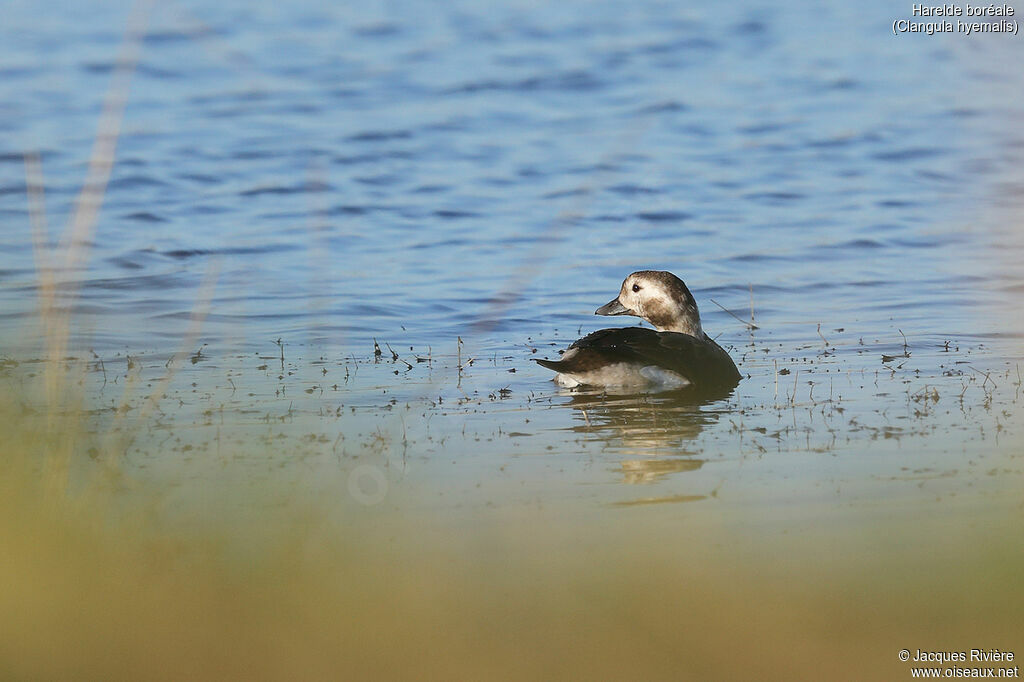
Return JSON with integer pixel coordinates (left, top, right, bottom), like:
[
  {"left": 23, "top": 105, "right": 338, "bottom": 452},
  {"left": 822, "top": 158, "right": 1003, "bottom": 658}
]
[
  {"left": 709, "top": 298, "right": 759, "bottom": 330},
  {"left": 749, "top": 283, "right": 755, "bottom": 328}
]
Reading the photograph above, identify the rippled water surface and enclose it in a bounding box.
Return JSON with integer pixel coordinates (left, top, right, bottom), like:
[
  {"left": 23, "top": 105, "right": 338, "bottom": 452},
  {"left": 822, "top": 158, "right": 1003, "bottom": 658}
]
[
  {"left": 2, "top": 1, "right": 1024, "bottom": 677},
  {"left": 1, "top": 1, "right": 1021, "bottom": 351}
]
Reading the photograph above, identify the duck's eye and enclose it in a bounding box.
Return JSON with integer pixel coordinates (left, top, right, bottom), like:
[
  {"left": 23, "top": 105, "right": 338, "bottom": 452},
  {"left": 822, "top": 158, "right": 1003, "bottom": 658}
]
[{"left": 631, "top": 284, "right": 641, "bottom": 293}]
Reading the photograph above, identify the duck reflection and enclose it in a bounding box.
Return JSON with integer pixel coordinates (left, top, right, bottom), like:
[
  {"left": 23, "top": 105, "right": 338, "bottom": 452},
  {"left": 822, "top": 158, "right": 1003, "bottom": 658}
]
[
  {"left": 618, "top": 457, "right": 703, "bottom": 485},
  {"left": 558, "top": 389, "right": 731, "bottom": 486}
]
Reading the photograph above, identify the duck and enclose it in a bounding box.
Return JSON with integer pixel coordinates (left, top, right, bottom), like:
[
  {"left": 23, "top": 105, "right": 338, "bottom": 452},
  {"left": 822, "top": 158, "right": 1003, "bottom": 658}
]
[{"left": 534, "top": 270, "right": 741, "bottom": 393}]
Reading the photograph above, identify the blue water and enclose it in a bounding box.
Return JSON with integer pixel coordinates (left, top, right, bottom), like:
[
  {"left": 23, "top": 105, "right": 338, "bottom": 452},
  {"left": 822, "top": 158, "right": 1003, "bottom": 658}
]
[{"left": 2, "top": 0, "right": 1022, "bottom": 354}]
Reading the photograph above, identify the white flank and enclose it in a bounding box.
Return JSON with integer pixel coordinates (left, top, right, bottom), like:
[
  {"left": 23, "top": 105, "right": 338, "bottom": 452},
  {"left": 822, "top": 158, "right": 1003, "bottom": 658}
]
[{"left": 554, "top": 363, "right": 689, "bottom": 389}]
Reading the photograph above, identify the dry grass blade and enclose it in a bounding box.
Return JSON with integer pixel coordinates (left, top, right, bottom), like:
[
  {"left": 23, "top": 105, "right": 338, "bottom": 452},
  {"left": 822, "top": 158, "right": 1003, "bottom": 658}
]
[
  {"left": 42, "top": 1, "right": 151, "bottom": 379},
  {"left": 19, "top": 1, "right": 152, "bottom": 480},
  {"left": 709, "top": 297, "right": 759, "bottom": 330}
]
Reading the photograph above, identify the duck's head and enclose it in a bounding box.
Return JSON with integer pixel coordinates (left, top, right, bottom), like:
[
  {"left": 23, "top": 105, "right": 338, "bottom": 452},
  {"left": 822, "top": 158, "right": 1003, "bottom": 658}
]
[{"left": 595, "top": 270, "right": 703, "bottom": 336}]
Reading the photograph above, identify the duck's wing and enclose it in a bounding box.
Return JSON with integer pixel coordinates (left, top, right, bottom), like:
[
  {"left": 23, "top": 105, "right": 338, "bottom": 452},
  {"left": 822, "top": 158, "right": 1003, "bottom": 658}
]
[{"left": 535, "top": 327, "right": 741, "bottom": 388}]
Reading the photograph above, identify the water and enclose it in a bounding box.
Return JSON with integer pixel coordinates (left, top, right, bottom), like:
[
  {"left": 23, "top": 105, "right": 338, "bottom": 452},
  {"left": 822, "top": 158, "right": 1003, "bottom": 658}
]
[
  {"left": 1, "top": 1, "right": 1024, "bottom": 677},
  {"left": 2, "top": 0, "right": 1021, "bottom": 352}
]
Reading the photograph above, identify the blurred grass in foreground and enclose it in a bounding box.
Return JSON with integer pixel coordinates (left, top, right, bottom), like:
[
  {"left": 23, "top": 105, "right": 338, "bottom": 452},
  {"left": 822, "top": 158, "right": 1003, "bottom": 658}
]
[{"left": 1, "top": 364, "right": 1022, "bottom": 682}]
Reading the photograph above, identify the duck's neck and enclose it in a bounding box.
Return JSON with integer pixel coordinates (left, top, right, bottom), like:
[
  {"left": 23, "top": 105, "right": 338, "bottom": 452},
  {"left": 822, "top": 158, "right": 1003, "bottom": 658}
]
[
  {"left": 642, "top": 297, "right": 704, "bottom": 336},
  {"left": 654, "top": 316, "right": 703, "bottom": 337}
]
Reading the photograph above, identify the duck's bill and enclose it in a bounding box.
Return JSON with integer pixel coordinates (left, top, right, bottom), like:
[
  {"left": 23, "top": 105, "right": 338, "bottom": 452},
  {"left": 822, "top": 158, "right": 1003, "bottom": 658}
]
[{"left": 595, "top": 298, "right": 631, "bottom": 316}]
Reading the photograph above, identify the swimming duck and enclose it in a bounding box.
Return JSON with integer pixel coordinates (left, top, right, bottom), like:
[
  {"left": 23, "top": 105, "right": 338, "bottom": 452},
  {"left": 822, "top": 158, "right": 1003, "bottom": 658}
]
[{"left": 535, "top": 270, "right": 741, "bottom": 392}]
